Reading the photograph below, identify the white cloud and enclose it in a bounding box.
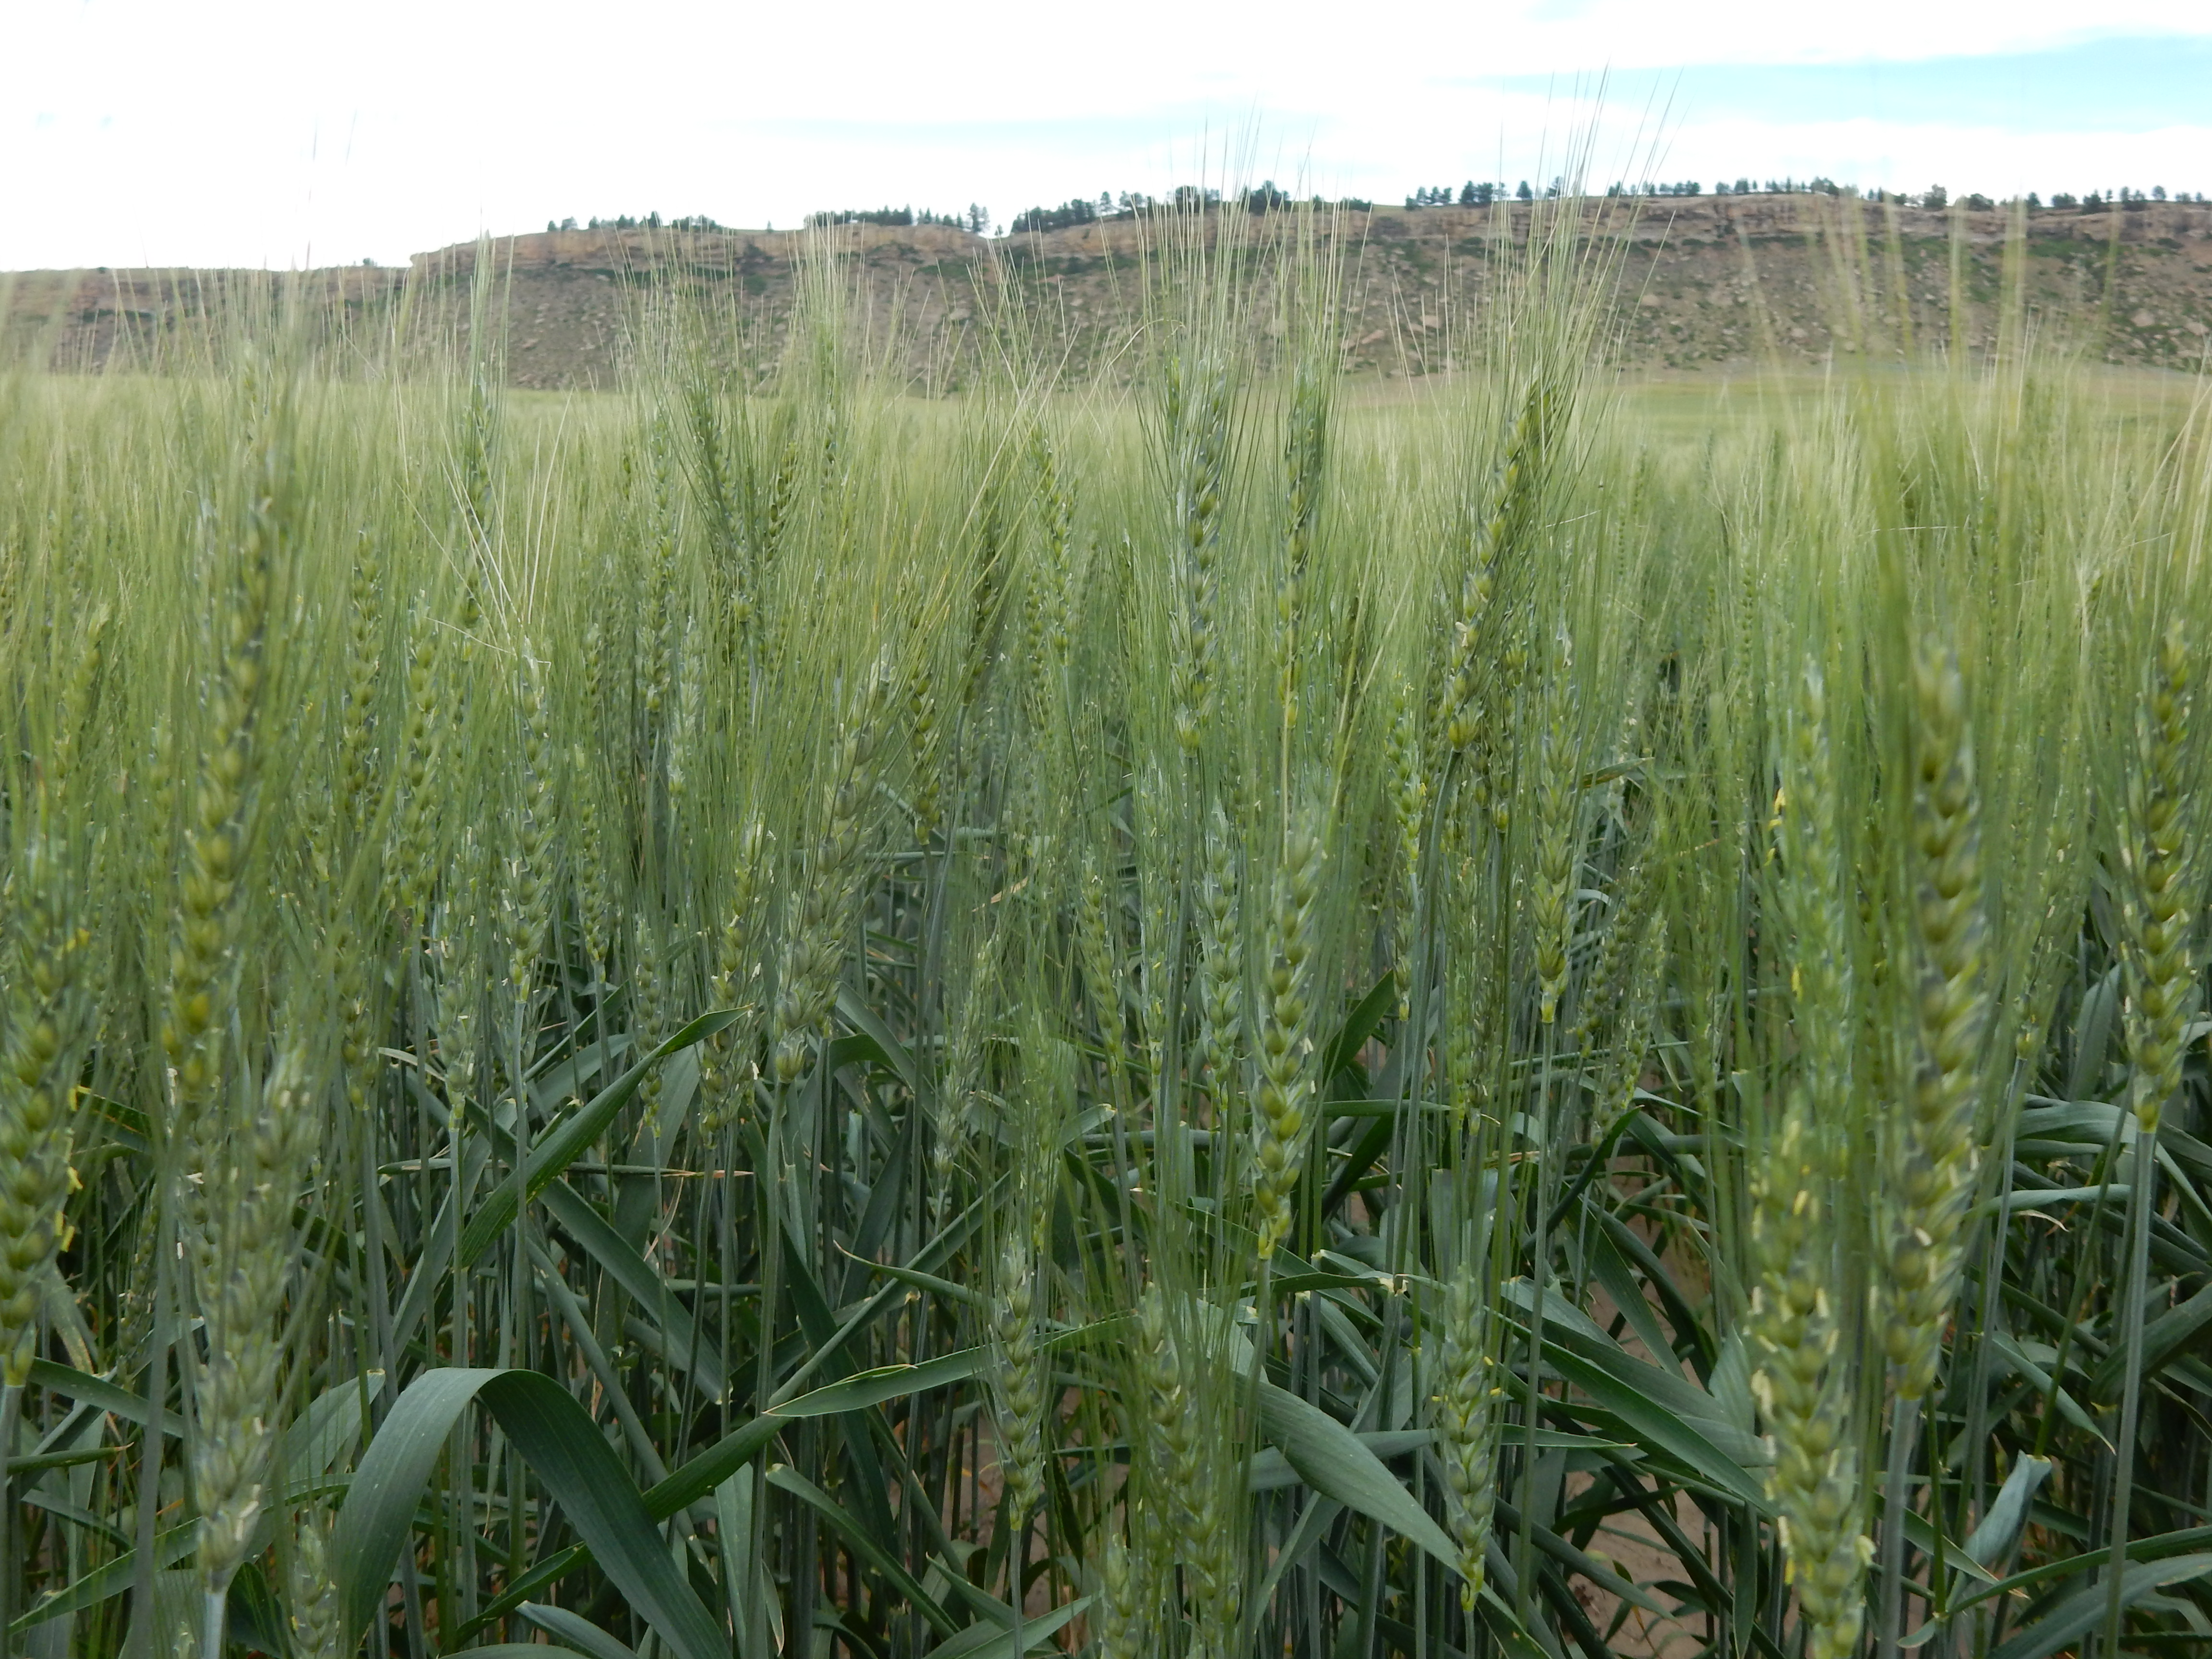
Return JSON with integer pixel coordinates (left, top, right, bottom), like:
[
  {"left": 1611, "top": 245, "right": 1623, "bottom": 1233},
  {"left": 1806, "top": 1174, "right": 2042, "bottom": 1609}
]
[
  {"left": 5, "top": 0, "right": 2210, "bottom": 267},
  {"left": 1654, "top": 118, "right": 2212, "bottom": 197}
]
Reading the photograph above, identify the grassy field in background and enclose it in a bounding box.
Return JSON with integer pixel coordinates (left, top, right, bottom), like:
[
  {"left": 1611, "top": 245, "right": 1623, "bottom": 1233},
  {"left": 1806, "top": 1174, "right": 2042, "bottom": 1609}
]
[{"left": 0, "top": 198, "right": 2209, "bottom": 1659}]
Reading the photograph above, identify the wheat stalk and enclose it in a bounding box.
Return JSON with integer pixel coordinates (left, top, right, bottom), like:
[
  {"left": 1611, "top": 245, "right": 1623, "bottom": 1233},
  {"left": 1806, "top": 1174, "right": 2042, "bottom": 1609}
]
[
  {"left": 1752, "top": 657, "right": 1872, "bottom": 1659},
  {"left": 2104, "top": 615, "right": 2196, "bottom": 1658},
  {"left": 0, "top": 608, "right": 105, "bottom": 1395},
  {"left": 1137, "top": 1287, "right": 1238, "bottom": 1659},
  {"left": 192, "top": 1040, "right": 323, "bottom": 1654},
  {"left": 1875, "top": 637, "right": 1989, "bottom": 1659}
]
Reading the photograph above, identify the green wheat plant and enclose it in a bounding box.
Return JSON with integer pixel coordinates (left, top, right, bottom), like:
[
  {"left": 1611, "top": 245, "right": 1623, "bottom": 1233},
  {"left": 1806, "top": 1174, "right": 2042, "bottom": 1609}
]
[{"left": 0, "top": 186, "right": 2204, "bottom": 1659}]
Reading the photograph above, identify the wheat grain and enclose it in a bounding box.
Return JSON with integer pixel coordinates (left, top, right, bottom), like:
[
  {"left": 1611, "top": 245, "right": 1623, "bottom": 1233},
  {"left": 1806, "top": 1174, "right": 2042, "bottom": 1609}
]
[
  {"left": 1749, "top": 1112, "right": 1871, "bottom": 1659},
  {"left": 1166, "top": 353, "right": 1229, "bottom": 756},
  {"left": 1250, "top": 813, "right": 1323, "bottom": 1257},
  {"left": 1096, "top": 1527, "right": 1148, "bottom": 1659},
  {"left": 0, "top": 806, "right": 90, "bottom": 1386},
  {"left": 2120, "top": 618, "right": 2194, "bottom": 1133},
  {"left": 1385, "top": 676, "right": 1427, "bottom": 1018},
  {"left": 1430, "top": 1262, "right": 1505, "bottom": 1608},
  {"left": 338, "top": 536, "right": 383, "bottom": 826},
  {"left": 504, "top": 640, "right": 554, "bottom": 996},
  {"left": 288, "top": 1506, "right": 344, "bottom": 1659},
  {"left": 1532, "top": 627, "right": 1580, "bottom": 1026},
  {"left": 770, "top": 654, "right": 893, "bottom": 1082},
  {"left": 989, "top": 1232, "right": 1046, "bottom": 1523},
  {"left": 387, "top": 600, "right": 445, "bottom": 924},
  {"left": 700, "top": 817, "right": 769, "bottom": 1136},
  {"left": 164, "top": 440, "right": 282, "bottom": 1116},
  {"left": 1884, "top": 639, "right": 1987, "bottom": 1401},
  {"left": 1137, "top": 1287, "right": 1237, "bottom": 1659},
  {"left": 1197, "top": 805, "right": 1245, "bottom": 1109}
]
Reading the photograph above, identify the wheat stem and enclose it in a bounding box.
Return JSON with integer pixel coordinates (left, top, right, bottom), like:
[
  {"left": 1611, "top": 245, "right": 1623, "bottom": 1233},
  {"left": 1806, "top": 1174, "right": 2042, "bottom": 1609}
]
[{"left": 2105, "top": 616, "right": 2194, "bottom": 1658}]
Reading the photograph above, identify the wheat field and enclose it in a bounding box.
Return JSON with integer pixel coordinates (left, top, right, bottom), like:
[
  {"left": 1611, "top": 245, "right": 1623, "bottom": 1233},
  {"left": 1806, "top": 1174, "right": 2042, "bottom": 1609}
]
[{"left": 1, "top": 198, "right": 2209, "bottom": 1659}]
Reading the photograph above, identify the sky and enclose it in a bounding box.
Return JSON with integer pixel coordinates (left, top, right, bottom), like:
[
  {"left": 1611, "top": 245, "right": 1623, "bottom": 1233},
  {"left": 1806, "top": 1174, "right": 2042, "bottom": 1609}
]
[{"left": 7, "top": 1, "right": 2212, "bottom": 270}]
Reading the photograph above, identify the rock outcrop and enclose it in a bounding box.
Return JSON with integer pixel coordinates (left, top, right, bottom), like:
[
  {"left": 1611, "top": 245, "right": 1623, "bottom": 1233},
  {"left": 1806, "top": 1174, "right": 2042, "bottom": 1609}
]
[{"left": 9, "top": 194, "right": 2210, "bottom": 387}]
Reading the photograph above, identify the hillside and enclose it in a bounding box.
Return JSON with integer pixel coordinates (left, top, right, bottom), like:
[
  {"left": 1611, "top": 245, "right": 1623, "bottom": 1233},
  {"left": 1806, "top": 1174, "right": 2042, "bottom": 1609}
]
[{"left": 8, "top": 193, "right": 2212, "bottom": 386}]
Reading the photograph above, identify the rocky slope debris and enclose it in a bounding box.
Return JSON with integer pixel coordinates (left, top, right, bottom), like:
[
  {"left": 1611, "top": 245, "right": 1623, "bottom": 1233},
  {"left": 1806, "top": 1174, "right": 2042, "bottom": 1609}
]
[{"left": 9, "top": 193, "right": 2210, "bottom": 386}]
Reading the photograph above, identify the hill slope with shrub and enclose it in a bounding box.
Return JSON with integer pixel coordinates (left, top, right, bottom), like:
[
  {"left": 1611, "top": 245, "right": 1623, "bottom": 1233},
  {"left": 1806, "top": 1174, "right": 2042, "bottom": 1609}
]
[{"left": 9, "top": 193, "right": 2211, "bottom": 386}]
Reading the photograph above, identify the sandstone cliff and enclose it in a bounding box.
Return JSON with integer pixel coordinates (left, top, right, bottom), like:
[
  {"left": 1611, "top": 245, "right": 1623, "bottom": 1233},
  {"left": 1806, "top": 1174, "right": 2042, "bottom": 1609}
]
[{"left": 8, "top": 195, "right": 2210, "bottom": 387}]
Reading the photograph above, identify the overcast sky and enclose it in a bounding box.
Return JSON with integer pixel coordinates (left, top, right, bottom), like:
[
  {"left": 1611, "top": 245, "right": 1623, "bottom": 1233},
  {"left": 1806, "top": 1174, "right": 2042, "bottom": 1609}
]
[{"left": 8, "top": 1, "right": 2212, "bottom": 269}]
